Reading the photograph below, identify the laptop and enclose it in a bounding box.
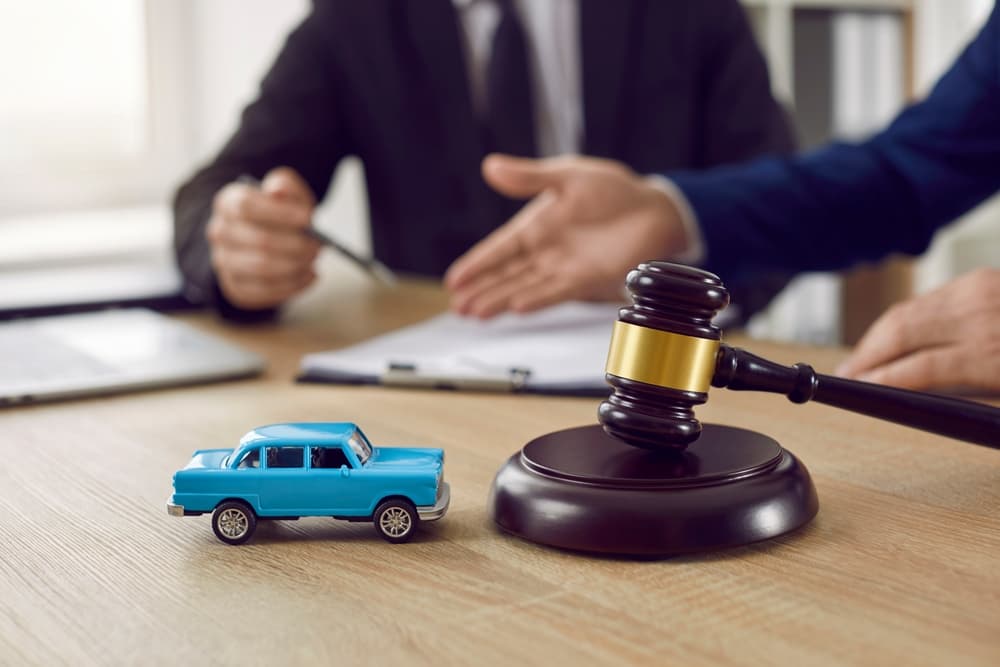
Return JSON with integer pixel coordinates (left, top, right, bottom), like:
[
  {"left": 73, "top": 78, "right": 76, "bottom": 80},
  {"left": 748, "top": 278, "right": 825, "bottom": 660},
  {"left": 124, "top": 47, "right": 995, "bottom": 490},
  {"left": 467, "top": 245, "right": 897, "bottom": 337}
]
[
  {"left": 0, "top": 206, "right": 265, "bottom": 405},
  {"left": 0, "top": 308, "right": 264, "bottom": 406}
]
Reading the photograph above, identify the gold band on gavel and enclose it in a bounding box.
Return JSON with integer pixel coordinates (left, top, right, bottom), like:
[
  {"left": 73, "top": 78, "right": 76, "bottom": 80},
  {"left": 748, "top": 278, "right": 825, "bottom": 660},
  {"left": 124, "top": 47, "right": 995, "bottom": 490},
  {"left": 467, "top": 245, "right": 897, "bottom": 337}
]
[{"left": 605, "top": 321, "right": 720, "bottom": 393}]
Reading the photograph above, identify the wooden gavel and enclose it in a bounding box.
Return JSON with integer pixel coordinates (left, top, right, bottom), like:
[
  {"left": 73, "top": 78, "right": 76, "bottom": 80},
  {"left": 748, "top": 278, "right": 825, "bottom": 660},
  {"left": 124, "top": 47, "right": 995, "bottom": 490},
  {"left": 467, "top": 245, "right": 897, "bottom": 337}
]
[{"left": 598, "top": 262, "right": 1000, "bottom": 450}]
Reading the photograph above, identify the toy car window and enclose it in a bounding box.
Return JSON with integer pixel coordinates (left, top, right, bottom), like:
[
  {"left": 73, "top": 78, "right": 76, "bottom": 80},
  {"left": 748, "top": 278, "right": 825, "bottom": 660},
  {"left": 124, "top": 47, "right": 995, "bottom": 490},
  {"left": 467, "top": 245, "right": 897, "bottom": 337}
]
[
  {"left": 310, "top": 446, "right": 351, "bottom": 469},
  {"left": 265, "top": 446, "right": 304, "bottom": 469},
  {"left": 347, "top": 430, "right": 372, "bottom": 465},
  {"left": 236, "top": 449, "right": 260, "bottom": 469}
]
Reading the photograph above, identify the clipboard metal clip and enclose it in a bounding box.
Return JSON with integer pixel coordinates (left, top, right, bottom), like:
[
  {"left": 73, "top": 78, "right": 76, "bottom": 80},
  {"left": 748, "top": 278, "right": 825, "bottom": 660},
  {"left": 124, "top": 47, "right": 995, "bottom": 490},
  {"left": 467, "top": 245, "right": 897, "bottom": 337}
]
[{"left": 384, "top": 361, "right": 532, "bottom": 392}]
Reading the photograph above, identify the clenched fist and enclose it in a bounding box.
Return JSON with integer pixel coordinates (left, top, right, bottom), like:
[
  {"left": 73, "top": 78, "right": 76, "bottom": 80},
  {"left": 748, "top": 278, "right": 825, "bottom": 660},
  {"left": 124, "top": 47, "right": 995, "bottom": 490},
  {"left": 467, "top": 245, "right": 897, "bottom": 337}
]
[{"left": 206, "top": 167, "right": 321, "bottom": 310}]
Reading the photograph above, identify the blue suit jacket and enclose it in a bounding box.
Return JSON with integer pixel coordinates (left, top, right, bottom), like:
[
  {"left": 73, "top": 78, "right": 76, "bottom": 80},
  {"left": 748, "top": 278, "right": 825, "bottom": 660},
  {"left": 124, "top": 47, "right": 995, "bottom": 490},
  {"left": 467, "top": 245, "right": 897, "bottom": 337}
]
[{"left": 670, "top": 5, "right": 1000, "bottom": 282}]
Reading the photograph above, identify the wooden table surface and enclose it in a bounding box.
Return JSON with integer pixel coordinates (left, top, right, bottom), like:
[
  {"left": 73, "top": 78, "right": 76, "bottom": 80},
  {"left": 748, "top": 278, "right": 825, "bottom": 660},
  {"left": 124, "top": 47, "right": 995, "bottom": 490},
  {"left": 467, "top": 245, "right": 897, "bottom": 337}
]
[{"left": 1, "top": 274, "right": 998, "bottom": 666}]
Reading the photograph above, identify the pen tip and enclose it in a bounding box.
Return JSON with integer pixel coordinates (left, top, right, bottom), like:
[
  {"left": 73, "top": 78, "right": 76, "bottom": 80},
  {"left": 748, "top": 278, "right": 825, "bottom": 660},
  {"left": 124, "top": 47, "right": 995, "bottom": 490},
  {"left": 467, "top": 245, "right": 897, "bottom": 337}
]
[{"left": 372, "top": 261, "right": 398, "bottom": 287}]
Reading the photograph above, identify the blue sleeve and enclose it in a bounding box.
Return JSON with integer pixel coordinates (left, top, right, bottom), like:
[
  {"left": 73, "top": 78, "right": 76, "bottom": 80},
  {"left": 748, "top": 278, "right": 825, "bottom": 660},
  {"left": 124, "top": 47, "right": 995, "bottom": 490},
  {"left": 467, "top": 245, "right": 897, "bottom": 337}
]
[{"left": 668, "top": 6, "right": 1000, "bottom": 280}]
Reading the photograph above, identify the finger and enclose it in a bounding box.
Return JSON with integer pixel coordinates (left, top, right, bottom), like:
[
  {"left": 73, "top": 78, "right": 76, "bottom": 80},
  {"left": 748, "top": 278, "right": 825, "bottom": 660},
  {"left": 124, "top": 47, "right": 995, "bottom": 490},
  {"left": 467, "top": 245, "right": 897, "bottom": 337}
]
[
  {"left": 469, "top": 272, "right": 551, "bottom": 319},
  {"left": 212, "top": 245, "right": 316, "bottom": 282},
  {"left": 459, "top": 260, "right": 548, "bottom": 319},
  {"left": 215, "top": 182, "right": 313, "bottom": 230},
  {"left": 450, "top": 254, "right": 534, "bottom": 315},
  {"left": 262, "top": 166, "right": 316, "bottom": 206},
  {"left": 443, "top": 225, "right": 525, "bottom": 292},
  {"left": 226, "top": 268, "right": 316, "bottom": 298},
  {"left": 508, "top": 275, "right": 580, "bottom": 314},
  {"left": 835, "top": 298, "right": 952, "bottom": 378},
  {"left": 444, "top": 191, "right": 559, "bottom": 290},
  {"left": 218, "top": 269, "right": 316, "bottom": 310},
  {"left": 854, "top": 344, "right": 1000, "bottom": 392},
  {"left": 208, "top": 214, "right": 321, "bottom": 261},
  {"left": 481, "top": 153, "right": 572, "bottom": 199}
]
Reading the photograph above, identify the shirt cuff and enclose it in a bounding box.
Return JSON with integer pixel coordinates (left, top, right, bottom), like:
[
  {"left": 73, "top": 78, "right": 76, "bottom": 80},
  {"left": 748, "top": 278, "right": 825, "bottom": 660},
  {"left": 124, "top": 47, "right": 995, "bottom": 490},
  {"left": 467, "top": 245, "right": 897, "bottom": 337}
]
[{"left": 645, "top": 175, "right": 706, "bottom": 266}]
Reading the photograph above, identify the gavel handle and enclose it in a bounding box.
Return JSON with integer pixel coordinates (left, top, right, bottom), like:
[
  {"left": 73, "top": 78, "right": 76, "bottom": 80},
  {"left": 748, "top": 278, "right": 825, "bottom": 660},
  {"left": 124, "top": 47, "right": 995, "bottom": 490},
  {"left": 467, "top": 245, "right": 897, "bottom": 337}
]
[{"left": 712, "top": 345, "right": 1000, "bottom": 449}]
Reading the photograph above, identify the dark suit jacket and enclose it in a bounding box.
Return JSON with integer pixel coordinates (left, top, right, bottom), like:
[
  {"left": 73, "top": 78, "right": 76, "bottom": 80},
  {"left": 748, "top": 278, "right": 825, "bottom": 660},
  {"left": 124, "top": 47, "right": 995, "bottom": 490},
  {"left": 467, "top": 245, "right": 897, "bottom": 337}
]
[
  {"left": 174, "top": 0, "right": 794, "bottom": 317},
  {"left": 670, "top": 4, "right": 1000, "bottom": 284}
]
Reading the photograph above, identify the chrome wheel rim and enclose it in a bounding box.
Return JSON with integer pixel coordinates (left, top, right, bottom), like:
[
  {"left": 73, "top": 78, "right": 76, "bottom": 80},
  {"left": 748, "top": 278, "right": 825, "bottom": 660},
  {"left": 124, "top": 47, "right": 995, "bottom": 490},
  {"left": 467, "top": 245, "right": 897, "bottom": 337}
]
[
  {"left": 218, "top": 508, "right": 249, "bottom": 539},
  {"left": 379, "top": 507, "right": 411, "bottom": 537}
]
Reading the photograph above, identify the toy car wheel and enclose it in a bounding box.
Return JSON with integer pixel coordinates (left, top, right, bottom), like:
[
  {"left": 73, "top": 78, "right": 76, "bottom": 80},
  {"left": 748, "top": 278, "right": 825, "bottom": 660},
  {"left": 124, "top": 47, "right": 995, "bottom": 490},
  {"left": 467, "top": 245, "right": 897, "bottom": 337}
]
[
  {"left": 212, "top": 501, "right": 257, "bottom": 545},
  {"left": 373, "top": 499, "right": 418, "bottom": 543}
]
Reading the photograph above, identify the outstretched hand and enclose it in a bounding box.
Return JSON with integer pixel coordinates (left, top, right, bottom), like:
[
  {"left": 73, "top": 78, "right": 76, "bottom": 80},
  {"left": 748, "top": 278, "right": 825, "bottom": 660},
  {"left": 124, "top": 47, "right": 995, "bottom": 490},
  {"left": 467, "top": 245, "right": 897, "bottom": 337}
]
[
  {"left": 836, "top": 268, "right": 1000, "bottom": 393},
  {"left": 444, "top": 154, "right": 687, "bottom": 318}
]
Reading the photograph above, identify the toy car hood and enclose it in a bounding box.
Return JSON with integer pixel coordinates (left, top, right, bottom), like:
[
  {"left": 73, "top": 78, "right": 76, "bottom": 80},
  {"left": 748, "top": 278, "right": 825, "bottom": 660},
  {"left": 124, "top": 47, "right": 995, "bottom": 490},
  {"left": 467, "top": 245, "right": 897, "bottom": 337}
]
[
  {"left": 183, "top": 448, "right": 233, "bottom": 470},
  {"left": 366, "top": 447, "right": 443, "bottom": 471}
]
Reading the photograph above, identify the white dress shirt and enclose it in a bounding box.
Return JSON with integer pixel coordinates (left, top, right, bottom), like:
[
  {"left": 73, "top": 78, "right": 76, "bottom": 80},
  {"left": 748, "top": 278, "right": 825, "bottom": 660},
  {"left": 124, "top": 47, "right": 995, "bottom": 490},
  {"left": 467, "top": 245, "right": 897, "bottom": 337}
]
[{"left": 452, "top": 0, "right": 582, "bottom": 158}]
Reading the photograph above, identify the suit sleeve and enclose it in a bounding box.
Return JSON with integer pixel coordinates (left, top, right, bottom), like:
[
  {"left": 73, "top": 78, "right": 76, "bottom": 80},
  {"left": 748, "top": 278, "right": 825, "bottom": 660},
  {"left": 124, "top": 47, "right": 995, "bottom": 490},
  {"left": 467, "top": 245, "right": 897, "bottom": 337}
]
[
  {"left": 693, "top": 0, "right": 796, "bottom": 166},
  {"left": 172, "top": 4, "right": 348, "bottom": 320},
  {"left": 669, "top": 6, "right": 1000, "bottom": 282}
]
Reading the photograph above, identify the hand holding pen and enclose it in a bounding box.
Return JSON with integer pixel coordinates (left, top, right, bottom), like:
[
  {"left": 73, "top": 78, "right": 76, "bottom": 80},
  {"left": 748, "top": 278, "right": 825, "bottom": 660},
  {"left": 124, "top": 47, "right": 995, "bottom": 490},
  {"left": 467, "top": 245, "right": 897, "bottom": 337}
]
[{"left": 206, "top": 167, "right": 395, "bottom": 310}]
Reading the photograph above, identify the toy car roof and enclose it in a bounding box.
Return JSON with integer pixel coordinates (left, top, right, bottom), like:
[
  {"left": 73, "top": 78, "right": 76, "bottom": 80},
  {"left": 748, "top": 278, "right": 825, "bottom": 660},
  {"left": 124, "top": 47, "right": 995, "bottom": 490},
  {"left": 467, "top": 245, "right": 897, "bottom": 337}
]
[{"left": 239, "top": 422, "right": 362, "bottom": 447}]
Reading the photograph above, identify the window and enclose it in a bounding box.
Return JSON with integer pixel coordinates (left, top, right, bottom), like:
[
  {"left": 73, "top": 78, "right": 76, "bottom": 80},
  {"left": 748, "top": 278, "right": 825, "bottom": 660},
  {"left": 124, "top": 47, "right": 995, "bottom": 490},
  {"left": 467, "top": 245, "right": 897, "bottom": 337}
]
[
  {"left": 2, "top": 2, "right": 146, "bottom": 169},
  {"left": 347, "top": 430, "right": 373, "bottom": 465},
  {"left": 0, "top": 0, "right": 190, "bottom": 217},
  {"left": 265, "top": 446, "right": 304, "bottom": 469},
  {"left": 310, "top": 446, "right": 352, "bottom": 469},
  {"left": 236, "top": 449, "right": 260, "bottom": 469}
]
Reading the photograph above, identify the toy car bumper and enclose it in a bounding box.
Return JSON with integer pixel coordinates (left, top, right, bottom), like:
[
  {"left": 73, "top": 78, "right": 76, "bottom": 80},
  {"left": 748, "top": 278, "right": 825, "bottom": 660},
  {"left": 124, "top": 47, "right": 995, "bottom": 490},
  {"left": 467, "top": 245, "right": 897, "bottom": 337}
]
[
  {"left": 417, "top": 482, "right": 450, "bottom": 521},
  {"left": 166, "top": 501, "right": 185, "bottom": 517}
]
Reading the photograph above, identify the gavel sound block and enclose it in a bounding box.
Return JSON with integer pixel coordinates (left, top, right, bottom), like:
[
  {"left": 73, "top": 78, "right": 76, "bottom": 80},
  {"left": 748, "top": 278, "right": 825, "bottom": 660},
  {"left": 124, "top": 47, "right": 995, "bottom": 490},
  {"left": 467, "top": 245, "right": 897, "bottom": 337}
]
[{"left": 490, "top": 262, "right": 1000, "bottom": 557}]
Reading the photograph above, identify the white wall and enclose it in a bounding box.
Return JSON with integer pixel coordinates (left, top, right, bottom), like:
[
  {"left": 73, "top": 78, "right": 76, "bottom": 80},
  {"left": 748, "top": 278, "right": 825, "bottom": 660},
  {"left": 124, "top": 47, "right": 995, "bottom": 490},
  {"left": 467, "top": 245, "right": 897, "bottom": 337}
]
[
  {"left": 913, "top": 0, "right": 993, "bottom": 91},
  {"left": 187, "top": 0, "right": 306, "bottom": 159}
]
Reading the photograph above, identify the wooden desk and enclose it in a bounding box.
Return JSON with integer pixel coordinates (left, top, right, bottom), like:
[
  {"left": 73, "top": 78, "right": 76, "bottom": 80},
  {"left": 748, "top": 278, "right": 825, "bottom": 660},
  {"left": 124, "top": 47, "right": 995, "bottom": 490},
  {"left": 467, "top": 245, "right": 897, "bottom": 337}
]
[{"left": 1, "top": 276, "right": 998, "bottom": 666}]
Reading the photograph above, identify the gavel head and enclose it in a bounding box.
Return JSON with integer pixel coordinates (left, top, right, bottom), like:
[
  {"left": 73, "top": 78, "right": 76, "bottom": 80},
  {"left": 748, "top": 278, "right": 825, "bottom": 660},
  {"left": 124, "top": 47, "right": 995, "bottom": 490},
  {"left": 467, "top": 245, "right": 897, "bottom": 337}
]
[{"left": 598, "top": 262, "right": 730, "bottom": 451}]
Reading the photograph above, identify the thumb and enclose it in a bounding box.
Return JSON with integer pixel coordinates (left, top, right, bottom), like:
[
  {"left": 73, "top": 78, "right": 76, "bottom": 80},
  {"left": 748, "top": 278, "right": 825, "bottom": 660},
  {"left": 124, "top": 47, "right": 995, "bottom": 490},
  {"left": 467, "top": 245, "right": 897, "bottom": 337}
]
[
  {"left": 262, "top": 166, "right": 315, "bottom": 206},
  {"left": 482, "top": 153, "right": 570, "bottom": 199}
]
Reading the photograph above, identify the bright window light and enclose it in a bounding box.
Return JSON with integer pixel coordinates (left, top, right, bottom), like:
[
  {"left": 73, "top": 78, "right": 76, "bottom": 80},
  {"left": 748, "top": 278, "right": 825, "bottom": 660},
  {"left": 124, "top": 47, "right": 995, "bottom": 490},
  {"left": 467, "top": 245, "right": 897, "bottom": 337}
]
[{"left": 0, "top": 1, "right": 148, "bottom": 170}]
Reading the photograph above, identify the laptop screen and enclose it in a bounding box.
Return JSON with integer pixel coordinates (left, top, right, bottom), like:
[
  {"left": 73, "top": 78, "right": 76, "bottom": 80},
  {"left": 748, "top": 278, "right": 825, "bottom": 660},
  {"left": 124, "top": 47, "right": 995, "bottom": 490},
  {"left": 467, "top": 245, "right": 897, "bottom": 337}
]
[{"left": 0, "top": 205, "right": 189, "bottom": 318}]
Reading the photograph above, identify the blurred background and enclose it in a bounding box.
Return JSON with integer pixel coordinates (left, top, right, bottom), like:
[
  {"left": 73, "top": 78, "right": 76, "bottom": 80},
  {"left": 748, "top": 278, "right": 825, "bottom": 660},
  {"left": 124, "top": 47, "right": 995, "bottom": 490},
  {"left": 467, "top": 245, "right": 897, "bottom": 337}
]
[{"left": 1, "top": 0, "right": 997, "bottom": 343}]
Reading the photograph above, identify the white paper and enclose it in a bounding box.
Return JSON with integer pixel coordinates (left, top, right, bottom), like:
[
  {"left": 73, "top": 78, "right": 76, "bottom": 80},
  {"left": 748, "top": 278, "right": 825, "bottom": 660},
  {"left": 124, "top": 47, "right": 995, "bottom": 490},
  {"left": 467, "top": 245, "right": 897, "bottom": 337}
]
[{"left": 300, "top": 301, "right": 625, "bottom": 390}]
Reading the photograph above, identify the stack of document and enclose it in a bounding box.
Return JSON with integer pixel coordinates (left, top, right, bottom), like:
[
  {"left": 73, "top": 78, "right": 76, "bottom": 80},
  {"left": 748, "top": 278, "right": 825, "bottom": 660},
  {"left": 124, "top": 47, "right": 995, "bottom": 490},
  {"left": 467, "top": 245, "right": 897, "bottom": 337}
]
[{"left": 298, "top": 302, "right": 625, "bottom": 396}]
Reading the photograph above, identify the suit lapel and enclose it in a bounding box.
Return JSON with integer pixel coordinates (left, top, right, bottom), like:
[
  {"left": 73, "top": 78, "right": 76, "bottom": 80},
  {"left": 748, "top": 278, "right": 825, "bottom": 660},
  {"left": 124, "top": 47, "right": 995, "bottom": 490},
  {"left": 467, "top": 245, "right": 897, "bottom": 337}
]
[{"left": 580, "top": 0, "right": 637, "bottom": 158}]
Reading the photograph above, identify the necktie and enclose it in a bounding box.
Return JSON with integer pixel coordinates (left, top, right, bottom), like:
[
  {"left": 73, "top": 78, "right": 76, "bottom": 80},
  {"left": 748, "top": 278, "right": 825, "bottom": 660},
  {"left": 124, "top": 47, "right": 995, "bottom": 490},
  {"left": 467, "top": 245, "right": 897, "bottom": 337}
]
[{"left": 485, "top": 0, "right": 537, "bottom": 158}]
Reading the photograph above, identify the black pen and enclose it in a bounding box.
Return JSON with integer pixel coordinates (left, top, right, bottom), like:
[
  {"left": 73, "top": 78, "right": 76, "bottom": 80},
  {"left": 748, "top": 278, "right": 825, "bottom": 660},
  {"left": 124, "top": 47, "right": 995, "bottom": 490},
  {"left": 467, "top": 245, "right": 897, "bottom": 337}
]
[{"left": 238, "top": 175, "right": 397, "bottom": 286}]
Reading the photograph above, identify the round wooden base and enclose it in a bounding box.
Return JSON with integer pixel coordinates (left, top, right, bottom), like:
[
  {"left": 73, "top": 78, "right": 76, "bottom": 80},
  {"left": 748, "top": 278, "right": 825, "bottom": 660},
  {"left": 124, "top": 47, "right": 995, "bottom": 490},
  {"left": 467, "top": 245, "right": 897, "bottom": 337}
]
[{"left": 489, "top": 424, "right": 818, "bottom": 557}]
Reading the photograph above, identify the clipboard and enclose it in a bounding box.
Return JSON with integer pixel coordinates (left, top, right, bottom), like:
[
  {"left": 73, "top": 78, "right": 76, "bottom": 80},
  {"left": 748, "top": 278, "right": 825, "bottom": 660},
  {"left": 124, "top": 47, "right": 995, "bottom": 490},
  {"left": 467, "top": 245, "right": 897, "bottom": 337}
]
[{"left": 296, "top": 302, "right": 624, "bottom": 396}]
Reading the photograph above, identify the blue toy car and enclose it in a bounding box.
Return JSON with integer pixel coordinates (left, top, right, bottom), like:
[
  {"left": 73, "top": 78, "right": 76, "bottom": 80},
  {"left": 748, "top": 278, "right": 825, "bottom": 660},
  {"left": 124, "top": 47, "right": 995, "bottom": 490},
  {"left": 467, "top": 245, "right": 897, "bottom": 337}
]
[{"left": 166, "top": 422, "right": 449, "bottom": 545}]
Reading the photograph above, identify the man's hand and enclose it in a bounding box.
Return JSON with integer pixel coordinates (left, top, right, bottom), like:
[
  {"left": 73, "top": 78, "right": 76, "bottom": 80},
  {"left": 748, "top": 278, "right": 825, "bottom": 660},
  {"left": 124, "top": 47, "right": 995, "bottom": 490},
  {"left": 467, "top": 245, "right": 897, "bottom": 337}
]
[
  {"left": 206, "top": 167, "right": 321, "bottom": 310},
  {"left": 836, "top": 268, "right": 1000, "bottom": 393},
  {"left": 444, "top": 154, "right": 688, "bottom": 318}
]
